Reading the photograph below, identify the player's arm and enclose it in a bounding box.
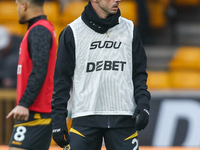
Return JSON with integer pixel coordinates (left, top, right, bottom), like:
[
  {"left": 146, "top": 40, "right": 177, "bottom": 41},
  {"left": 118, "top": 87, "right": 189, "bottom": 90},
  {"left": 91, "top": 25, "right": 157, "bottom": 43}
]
[
  {"left": 6, "top": 26, "right": 52, "bottom": 120},
  {"left": 51, "top": 26, "right": 75, "bottom": 148},
  {"left": 132, "top": 26, "right": 151, "bottom": 130},
  {"left": 19, "top": 25, "right": 52, "bottom": 107}
]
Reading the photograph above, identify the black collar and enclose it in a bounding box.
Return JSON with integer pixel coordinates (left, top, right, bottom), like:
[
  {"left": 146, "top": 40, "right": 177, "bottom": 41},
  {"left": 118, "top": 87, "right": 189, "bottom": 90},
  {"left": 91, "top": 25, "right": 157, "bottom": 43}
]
[
  {"left": 81, "top": 1, "right": 120, "bottom": 34},
  {"left": 27, "top": 15, "right": 47, "bottom": 29}
]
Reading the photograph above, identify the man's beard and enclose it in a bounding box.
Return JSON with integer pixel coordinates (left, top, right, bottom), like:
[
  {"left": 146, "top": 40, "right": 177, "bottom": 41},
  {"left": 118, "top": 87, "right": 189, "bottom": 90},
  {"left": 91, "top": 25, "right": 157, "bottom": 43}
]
[{"left": 19, "top": 20, "right": 26, "bottom": 24}]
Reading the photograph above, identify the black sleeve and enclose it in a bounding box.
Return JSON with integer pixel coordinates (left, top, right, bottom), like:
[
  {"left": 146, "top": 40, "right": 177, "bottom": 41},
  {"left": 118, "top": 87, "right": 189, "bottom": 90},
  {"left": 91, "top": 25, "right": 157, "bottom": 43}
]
[
  {"left": 132, "top": 26, "right": 151, "bottom": 108},
  {"left": 18, "top": 25, "right": 52, "bottom": 108},
  {"left": 51, "top": 26, "right": 75, "bottom": 128}
]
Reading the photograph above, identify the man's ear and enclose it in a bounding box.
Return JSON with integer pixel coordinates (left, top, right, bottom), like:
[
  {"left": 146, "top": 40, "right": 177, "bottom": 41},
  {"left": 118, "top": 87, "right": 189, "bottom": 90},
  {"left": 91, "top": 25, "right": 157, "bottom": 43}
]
[{"left": 22, "top": 2, "right": 28, "bottom": 11}]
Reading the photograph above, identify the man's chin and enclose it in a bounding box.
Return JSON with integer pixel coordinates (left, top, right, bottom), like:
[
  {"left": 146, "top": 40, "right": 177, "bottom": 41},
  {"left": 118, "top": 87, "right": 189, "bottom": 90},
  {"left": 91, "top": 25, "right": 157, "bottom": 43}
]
[{"left": 19, "top": 20, "right": 26, "bottom": 24}]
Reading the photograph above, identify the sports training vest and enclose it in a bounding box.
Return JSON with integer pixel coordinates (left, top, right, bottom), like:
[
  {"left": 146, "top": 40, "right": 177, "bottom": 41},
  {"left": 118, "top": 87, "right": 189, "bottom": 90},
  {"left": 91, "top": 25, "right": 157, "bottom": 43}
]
[
  {"left": 69, "top": 16, "right": 135, "bottom": 118},
  {"left": 17, "top": 19, "right": 57, "bottom": 113}
]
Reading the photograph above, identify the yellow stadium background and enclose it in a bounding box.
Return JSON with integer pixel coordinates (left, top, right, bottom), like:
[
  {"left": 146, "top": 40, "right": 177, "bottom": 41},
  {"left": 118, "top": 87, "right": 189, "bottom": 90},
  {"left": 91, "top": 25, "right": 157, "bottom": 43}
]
[{"left": 1, "top": 0, "right": 200, "bottom": 149}]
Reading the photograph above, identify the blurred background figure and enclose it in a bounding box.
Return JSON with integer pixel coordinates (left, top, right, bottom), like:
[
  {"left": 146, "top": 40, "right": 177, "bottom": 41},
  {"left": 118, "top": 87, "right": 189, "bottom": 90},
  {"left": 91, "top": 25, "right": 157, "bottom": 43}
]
[
  {"left": 45, "top": 0, "right": 69, "bottom": 13},
  {"left": 58, "top": 0, "right": 69, "bottom": 12},
  {"left": 166, "top": 0, "right": 178, "bottom": 45},
  {"left": 135, "top": 0, "right": 152, "bottom": 45},
  {"left": 0, "top": 26, "right": 22, "bottom": 88}
]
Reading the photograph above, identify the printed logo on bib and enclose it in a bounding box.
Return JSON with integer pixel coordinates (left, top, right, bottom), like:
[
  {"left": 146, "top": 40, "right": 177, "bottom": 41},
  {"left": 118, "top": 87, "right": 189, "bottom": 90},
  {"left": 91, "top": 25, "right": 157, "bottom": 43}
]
[
  {"left": 86, "top": 61, "right": 126, "bottom": 72},
  {"left": 17, "top": 65, "right": 22, "bottom": 74},
  {"left": 90, "top": 41, "right": 122, "bottom": 50}
]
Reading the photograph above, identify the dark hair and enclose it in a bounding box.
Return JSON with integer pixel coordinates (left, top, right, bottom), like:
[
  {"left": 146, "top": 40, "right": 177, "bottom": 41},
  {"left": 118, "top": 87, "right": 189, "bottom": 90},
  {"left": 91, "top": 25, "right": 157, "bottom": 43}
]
[{"left": 29, "top": 0, "right": 45, "bottom": 6}]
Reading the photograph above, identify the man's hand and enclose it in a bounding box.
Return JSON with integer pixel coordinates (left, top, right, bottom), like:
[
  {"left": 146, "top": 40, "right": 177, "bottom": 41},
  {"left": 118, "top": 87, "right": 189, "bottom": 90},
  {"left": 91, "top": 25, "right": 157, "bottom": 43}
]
[
  {"left": 52, "top": 126, "right": 70, "bottom": 148},
  {"left": 132, "top": 104, "right": 150, "bottom": 131},
  {"left": 6, "top": 105, "right": 29, "bottom": 121}
]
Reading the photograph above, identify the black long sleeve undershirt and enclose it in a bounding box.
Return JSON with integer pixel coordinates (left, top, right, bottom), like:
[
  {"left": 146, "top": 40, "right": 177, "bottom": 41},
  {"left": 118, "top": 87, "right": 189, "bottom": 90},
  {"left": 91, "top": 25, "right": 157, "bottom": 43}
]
[
  {"left": 132, "top": 26, "right": 151, "bottom": 108},
  {"left": 51, "top": 26, "right": 75, "bottom": 127}
]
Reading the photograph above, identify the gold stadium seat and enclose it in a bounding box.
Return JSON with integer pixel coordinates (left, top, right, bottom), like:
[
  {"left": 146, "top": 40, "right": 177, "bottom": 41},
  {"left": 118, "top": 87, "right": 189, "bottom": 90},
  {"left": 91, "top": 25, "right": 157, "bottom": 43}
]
[
  {"left": 147, "top": 71, "right": 171, "bottom": 89},
  {"left": 119, "top": 1, "right": 138, "bottom": 25},
  {"left": 170, "top": 70, "right": 200, "bottom": 89},
  {"left": 0, "top": 1, "right": 18, "bottom": 23},
  {"left": 174, "top": 0, "right": 200, "bottom": 7},
  {"left": 147, "top": 1, "right": 169, "bottom": 29},
  {"left": 44, "top": 2, "right": 60, "bottom": 24},
  {"left": 169, "top": 47, "right": 200, "bottom": 71},
  {"left": 157, "top": 0, "right": 170, "bottom": 6},
  {"left": 59, "top": 1, "right": 88, "bottom": 25}
]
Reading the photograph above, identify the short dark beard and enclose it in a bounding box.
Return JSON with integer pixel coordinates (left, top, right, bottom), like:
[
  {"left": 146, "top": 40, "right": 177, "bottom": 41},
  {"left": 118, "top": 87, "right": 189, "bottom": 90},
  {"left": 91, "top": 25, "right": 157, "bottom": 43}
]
[{"left": 19, "top": 20, "right": 26, "bottom": 24}]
